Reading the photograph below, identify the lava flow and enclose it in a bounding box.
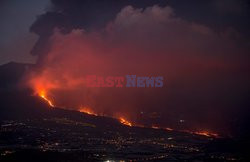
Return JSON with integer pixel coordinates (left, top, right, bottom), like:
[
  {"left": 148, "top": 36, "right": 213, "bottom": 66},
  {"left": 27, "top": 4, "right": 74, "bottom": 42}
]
[
  {"left": 119, "top": 117, "right": 133, "bottom": 127},
  {"left": 181, "top": 129, "right": 219, "bottom": 138},
  {"left": 193, "top": 131, "right": 219, "bottom": 138},
  {"left": 39, "top": 90, "right": 54, "bottom": 107},
  {"left": 150, "top": 125, "right": 218, "bottom": 138},
  {"left": 79, "top": 107, "right": 98, "bottom": 116},
  {"left": 78, "top": 106, "right": 132, "bottom": 127},
  {"left": 77, "top": 107, "right": 219, "bottom": 137},
  {"left": 35, "top": 89, "right": 219, "bottom": 138}
]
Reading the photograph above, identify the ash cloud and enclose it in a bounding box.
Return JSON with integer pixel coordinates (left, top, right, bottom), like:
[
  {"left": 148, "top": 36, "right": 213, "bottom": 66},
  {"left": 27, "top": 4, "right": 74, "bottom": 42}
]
[
  {"left": 27, "top": 1, "right": 250, "bottom": 136},
  {"left": 30, "top": 0, "right": 168, "bottom": 62}
]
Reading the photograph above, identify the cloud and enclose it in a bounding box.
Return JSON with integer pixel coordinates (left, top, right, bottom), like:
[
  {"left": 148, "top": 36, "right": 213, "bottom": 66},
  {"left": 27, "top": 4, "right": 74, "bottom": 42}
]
[{"left": 27, "top": 5, "right": 249, "bottom": 135}]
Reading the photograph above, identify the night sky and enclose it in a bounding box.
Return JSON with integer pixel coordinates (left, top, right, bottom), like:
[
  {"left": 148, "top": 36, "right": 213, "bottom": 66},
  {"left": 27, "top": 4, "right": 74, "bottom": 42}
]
[
  {"left": 0, "top": 0, "right": 250, "bottom": 136},
  {"left": 0, "top": 0, "right": 50, "bottom": 64}
]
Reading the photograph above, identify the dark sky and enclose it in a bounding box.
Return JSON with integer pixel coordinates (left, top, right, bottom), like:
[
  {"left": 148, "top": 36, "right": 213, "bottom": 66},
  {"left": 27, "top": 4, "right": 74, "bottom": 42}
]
[{"left": 0, "top": 0, "right": 50, "bottom": 65}]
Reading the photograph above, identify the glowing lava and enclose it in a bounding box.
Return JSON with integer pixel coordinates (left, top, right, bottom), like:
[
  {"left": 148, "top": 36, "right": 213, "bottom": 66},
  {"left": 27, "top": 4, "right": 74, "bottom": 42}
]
[
  {"left": 119, "top": 117, "right": 132, "bottom": 127},
  {"left": 150, "top": 126, "right": 219, "bottom": 138},
  {"left": 193, "top": 131, "right": 219, "bottom": 138},
  {"left": 79, "top": 107, "right": 98, "bottom": 116},
  {"left": 181, "top": 129, "right": 219, "bottom": 138},
  {"left": 39, "top": 90, "right": 54, "bottom": 107},
  {"left": 35, "top": 88, "right": 219, "bottom": 138}
]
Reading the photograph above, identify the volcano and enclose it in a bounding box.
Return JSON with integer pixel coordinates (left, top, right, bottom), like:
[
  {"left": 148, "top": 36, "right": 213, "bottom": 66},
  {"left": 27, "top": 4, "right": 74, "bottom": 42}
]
[{"left": 0, "top": 62, "right": 249, "bottom": 161}]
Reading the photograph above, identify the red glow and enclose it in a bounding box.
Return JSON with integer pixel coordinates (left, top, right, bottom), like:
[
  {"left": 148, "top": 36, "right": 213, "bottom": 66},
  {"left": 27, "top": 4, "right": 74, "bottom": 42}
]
[
  {"left": 39, "top": 90, "right": 54, "bottom": 107},
  {"left": 119, "top": 117, "right": 132, "bottom": 127},
  {"left": 182, "top": 130, "right": 219, "bottom": 138},
  {"left": 193, "top": 131, "right": 219, "bottom": 138},
  {"left": 79, "top": 107, "right": 98, "bottom": 116},
  {"left": 28, "top": 72, "right": 219, "bottom": 138}
]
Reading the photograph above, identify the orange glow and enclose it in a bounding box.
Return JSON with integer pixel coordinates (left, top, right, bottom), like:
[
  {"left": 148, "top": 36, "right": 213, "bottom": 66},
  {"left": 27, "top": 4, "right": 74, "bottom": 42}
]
[
  {"left": 181, "top": 129, "right": 219, "bottom": 138},
  {"left": 119, "top": 117, "right": 132, "bottom": 127},
  {"left": 194, "top": 131, "right": 219, "bottom": 138},
  {"left": 79, "top": 107, "right": 98, "bottom": 116},
  {"left": 149, "top": 126, "right": 219, "bottom": 138},
  {"left": 29, "top": 76, "right": 219, "bottom": 138},
  {"left": 39, "top": 90, "right": 54, "bottom": 107}
]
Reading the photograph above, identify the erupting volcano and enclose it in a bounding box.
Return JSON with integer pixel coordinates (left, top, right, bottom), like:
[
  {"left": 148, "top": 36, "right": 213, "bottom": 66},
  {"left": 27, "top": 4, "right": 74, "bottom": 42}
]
[
  {"left": 35, "top": 88, "right": 219, "bottom": 138},
  {"left": 17, "top": 0, "right": 248, "bottom": 139},
  {"left": 1, "top": 0, "right": 250, "bottom": 160},
  {"left": 38, "top": 90, "right": 54, "bottom": 107}
]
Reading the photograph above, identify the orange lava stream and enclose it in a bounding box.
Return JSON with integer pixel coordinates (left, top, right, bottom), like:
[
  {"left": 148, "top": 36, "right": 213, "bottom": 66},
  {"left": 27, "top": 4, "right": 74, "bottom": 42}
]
[
  {"left": 36, "top": 92, "right": 219, "bottom": 138},
  {"left": 193, "top": 131, "right": 219, "bottom": 138},
  {"left": 119, "top": 117, "right": 132, "bottom": 127},
  {"left": 79, "top": 107, "right": 98, "bottom": 116},
  {"left": 181, "top": 129, "right": 219, "bottom": 138},
  {"left": 39, "top": 90, "right": 54, "bottom": 107},
  {"left": 151, "top": 125, "right": 219, "bottom": 138},
  {"left": 78, "top": 107, "right": 219, "bottom": 138}
]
